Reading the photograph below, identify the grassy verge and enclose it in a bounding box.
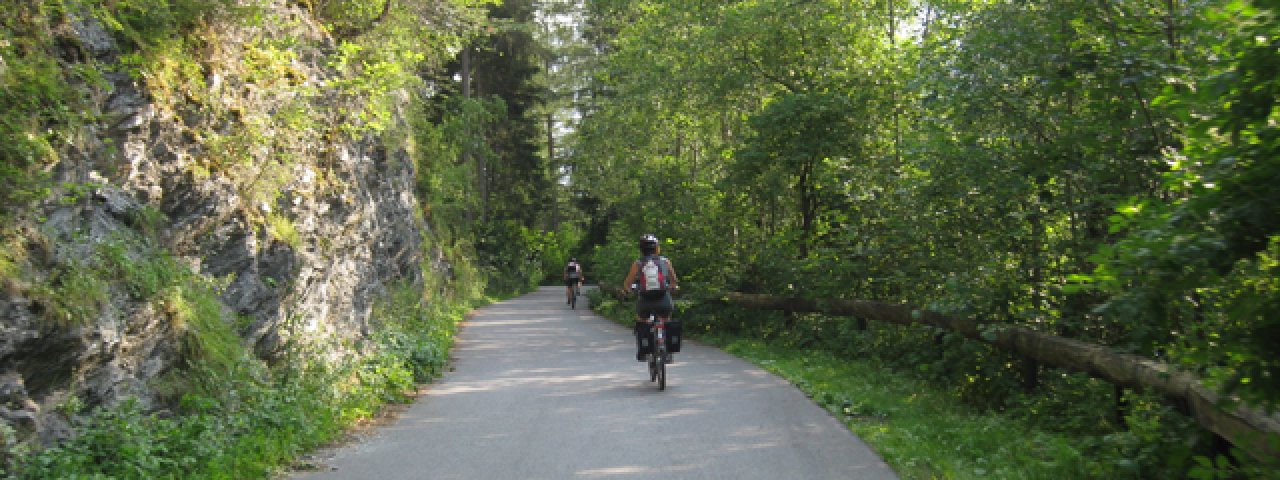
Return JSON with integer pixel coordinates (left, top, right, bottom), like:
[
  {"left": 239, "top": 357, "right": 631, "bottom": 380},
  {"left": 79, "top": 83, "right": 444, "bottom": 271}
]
[{"left": 709, "top": 337, "right": 1091, "bottom": 479}]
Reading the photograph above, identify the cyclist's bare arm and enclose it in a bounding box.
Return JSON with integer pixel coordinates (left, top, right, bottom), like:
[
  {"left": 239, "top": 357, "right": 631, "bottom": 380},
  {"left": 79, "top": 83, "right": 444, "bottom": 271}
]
[
  {"left": 622, "top": 262, "right": 649, "bottom": 323},
  {"left": 622, "top": 262, "right": 639, "bottom": 294},
  {"left": 664, "top": 259, "right": 679, "bottom": 291}
]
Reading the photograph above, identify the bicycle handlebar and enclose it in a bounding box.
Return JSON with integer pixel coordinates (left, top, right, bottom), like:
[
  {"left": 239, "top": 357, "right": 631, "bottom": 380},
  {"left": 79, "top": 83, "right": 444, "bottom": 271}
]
[{"left": 626, "top": 284, "right": 680, "bottom": 297}]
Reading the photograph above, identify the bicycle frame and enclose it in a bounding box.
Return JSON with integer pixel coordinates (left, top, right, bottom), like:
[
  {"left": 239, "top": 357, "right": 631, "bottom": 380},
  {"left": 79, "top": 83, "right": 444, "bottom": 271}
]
[
  {"left": 647, "top": 313, "right": 667, "bottom": 390},
  {"left": 652, "top": 314, "right": 666, "bottom": 357},
  {"left": 567, "top": 281, "right": 581, "bottom": 309}
]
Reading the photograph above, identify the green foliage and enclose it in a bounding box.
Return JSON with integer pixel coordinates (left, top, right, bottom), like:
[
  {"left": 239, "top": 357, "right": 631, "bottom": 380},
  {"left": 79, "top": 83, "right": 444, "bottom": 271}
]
[
  {"left": 1089, "top": 391, "right": 1204, "bottom": 478},
  {"left": 473, "top": 220, "right": 545, "bottom": 295},
  {"left": 164, "top": 283, "right": 243, "bottom": 373},
  {"left": 0, "top": 1, "right": 94, "bottom": 216},
  {"left": 24, "top": 232, "right": 198, "bottom": 329},
  {"left": 532, "top": 224, "right": 584, "bottom": 285},
  {"left": 90, "top": 0, "right": 231, "bottom": 49},
  {"left": 17, "top": 368, "right": 346, "bottom": 479},
  {"left": 265, "top": 212, "right": 300, "bottom": 248},
  {"left": 590, "top": 228, "right": 638, "bottom": 290},
  {"left": 99, "top": 240, "right": 181, "bottom": 298},
  {"left": 461, "top": 1, "right": 555, "bottom": 227},
  {"left": 318, "top": 0, "right": 490, "bottom": 135},
  {"left": 0, "top": 421, "right": 13, "bottom": 477},
  {"left": 369, "top": 283, "right": 463, "bottom": 383},
  {"left": 1076, "top": 0, "right": 1280, "bottom": 409},
  {"left": 571, "top": 0, "right": 1280, "bottom": 471},
  {"left": 408, "top": 0, "right": 564, "bottom": 294},
  {"left": 413, "top": 95, "right": 505, "bottom": 229},
  {"left": 21, "top": 398, "right": 186, "bottom": 477},
  {"left": 734, "top": 91, "right": 870, "bottom": 255},
  {"left": 721, "top": 339, "right": 1102, "bottom": 479},
  {"left": 29, "top": 259, "right": 109, "bottom": 327},
  {"left": 310, "top": 0, "right": 389, "bottom": 37},
  {"left": 118, "top": 32, "right": 209, "bottom": 114}
]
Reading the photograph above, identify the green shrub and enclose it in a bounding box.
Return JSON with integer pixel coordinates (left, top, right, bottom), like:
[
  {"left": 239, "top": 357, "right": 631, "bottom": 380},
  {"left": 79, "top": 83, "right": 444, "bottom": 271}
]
[
  {"left": 474, "top": 220, "right": 545, "bottom": 296},
  {"left": 0, "top": 3, "right": 83, "bottom": 216},
  {"left": 370, "top": 282, "right": 463, "bottom": 382},
  {"left": 29, "top": 261, "right": 109, "bottom": 327},
  {"left": 17, "top": 364, "right": 348, "bottom": 479}
]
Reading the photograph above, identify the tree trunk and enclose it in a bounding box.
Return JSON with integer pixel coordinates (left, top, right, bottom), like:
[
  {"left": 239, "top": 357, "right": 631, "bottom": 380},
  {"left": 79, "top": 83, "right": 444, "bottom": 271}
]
[{"left": 461, "top": 47, "right": 476, "bottom": 224}]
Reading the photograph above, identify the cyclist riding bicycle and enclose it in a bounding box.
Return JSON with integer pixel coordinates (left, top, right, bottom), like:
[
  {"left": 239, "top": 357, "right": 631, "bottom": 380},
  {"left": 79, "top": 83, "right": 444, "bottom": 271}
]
[
  {"left": 564, "top": 257, "right": 583, "bottom": 305},
  {"left": 622, "top": 234, "right": 681, "bottom": 362}
]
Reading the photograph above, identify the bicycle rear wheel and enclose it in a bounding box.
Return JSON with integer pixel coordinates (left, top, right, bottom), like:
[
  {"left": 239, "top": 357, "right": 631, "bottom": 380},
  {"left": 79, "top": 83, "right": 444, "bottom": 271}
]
[
  {"left": 570, "top": 292, "right": 576, "bottom": 309},
  {"left": 656, "top": 347, "right": 666, "bottom": 391},
  {"left": 648, "top": 355, "right": 657, "bottom": 382}
]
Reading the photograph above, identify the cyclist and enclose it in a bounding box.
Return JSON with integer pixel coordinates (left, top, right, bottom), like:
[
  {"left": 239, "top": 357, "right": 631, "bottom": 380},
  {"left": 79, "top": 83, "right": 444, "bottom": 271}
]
[
  {"left": 564, "top": 257, "right": 583, "bottom": 304},
  {"left": 622, "top": 234, "right": 681, "bottom": 362}
]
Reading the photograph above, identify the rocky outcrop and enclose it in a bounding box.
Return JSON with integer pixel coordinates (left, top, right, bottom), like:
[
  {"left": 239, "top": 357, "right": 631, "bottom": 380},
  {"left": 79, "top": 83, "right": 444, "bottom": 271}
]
[{"left": 0, "top": 2, "right": 431, "bottom": 448}]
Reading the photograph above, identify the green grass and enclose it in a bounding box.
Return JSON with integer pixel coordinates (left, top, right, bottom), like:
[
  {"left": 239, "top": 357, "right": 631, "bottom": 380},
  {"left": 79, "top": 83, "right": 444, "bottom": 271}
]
[{"left": 711, "top": 338, "right": 1093, "bottom": 479}]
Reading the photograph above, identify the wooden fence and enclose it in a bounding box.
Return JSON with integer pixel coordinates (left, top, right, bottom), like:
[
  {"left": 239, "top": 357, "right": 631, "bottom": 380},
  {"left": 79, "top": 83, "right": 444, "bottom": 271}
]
[{"left": 709, "top": 292, "right": 1280, "bottom": 462}]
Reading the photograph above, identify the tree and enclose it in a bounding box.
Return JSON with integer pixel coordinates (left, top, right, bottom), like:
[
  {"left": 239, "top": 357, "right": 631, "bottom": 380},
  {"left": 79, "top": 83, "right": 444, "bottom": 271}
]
[{"left": 1083, "top": 0, "right": 1280, "bottom": 409}]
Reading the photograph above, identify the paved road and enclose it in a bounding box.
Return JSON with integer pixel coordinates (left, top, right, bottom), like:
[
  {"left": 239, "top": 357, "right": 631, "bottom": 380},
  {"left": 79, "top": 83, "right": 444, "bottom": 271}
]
[{"left": 292, "top": 286, "right": 897, "bottom": 479}]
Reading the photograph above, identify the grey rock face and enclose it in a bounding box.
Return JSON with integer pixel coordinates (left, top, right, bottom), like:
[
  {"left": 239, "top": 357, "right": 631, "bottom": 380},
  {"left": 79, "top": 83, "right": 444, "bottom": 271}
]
[{"left": 0, "top": 3, "right": 433, "bottom": 448}]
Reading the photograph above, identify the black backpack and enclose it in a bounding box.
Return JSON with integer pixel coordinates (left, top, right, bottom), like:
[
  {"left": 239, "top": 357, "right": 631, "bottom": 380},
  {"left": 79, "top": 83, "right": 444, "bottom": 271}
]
[{"left": 566, "top": 262, "right": 580, "bottom": 279}]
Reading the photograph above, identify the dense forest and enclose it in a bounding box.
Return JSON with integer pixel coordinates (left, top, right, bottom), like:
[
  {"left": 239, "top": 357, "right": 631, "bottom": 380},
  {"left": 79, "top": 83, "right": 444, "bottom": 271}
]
[
  {"left": 1, "top": 0, "right": 1278, "bottom": 478},
  {"left": 567, "top": 0, "right": 1280, "bottom": 476}
]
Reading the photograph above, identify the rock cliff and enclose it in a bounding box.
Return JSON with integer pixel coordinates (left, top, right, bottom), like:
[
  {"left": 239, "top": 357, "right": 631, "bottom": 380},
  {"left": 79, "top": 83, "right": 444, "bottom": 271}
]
[{"left": 1, "top": 1, "right": 439, "bottom": 449}]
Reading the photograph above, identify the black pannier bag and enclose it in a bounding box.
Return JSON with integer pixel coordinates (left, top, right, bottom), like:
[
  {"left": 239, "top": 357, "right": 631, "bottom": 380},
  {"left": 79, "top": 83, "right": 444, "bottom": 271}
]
[
  {"left": 635, "top": 323, "right": 652, "bottom": 354},
  {"left": 667, "top": 321, "right": 681, "bottom": 353}
]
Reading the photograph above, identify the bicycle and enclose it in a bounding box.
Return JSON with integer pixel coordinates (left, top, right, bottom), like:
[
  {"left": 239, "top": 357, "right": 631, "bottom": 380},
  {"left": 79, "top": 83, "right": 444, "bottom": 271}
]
[
  {"left": 569, "top": 285, "right": 577, "bottom": 309},
  {"left": 645, "top": 312, "right": 668, "bottom": 391}
]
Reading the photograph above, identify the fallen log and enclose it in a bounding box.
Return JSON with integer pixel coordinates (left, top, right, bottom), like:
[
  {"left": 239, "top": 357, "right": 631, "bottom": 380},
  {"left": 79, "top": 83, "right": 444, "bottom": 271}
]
[{"left": 720, "top": 292, "right": 1280, "bottom": 462}]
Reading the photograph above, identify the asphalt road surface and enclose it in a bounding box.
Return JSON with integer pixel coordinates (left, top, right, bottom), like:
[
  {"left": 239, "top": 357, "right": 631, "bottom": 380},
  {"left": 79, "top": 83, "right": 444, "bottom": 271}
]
[{"left": 292, "top": 286, "right": 897, "bottom": 479}]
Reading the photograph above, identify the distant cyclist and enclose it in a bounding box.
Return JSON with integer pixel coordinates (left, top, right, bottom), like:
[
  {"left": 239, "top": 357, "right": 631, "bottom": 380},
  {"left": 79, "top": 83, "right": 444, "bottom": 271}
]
[
  {"left": 623, "top": 234, "right": 681, "bottom": 361},
  {"left": 564, "top": 257, "right": 583, "bottom": 304}
]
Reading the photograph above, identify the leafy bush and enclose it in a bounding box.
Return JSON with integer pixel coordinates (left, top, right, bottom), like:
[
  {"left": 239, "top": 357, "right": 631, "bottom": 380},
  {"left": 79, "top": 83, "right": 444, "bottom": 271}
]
[
  {"left": 89, "top": 0, "right": 234, "bottom": 48},
  {"left": 536, "top": 225, "right": 586, "bottom": 285},
  {"left": 17, "top": 367, "right": 347, "bottom": 479},
  {"left": 473, "top": 220, "right": 544, "bottom": 296},
  {"left": 589, "top": 228, "right": 636, "bottom": 290},
  {"left": 370, "top": 283, "right": 463, "bottom": 383}
]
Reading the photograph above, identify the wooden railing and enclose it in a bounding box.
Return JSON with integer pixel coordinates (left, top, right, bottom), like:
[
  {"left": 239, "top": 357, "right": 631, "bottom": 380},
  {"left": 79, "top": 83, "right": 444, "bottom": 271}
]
[{"left": 708, "top": 292, "right": 1280, "bottom": 463}]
